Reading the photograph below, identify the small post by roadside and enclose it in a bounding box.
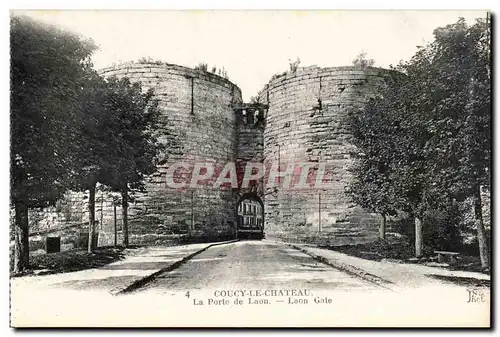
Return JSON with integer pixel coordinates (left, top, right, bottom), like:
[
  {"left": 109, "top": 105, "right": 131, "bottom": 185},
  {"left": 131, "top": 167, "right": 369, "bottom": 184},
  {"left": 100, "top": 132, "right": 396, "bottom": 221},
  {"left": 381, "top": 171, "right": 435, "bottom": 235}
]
[
  {"left": 113, "top": 203, "right": 117, "bottom": 247},
  {"left": 190, "top": 190, "right": 194, "bottom": 233},
  {"left": 112, "top": 196, "right": 120, "bottom": 247}
]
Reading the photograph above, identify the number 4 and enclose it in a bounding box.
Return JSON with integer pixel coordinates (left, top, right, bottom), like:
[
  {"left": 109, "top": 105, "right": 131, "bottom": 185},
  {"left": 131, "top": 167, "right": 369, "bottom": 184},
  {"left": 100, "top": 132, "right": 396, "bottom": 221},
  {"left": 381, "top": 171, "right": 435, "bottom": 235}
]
[{"left": 185, "top": 291, "right": 190, "bottom": 298}]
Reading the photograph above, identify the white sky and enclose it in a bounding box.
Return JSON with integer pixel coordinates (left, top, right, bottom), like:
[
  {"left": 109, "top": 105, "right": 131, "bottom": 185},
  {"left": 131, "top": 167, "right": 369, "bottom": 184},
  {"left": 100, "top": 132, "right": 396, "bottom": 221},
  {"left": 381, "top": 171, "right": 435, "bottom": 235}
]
[{"left": 14, "top": 10, "right": 488, "bottom": 101}]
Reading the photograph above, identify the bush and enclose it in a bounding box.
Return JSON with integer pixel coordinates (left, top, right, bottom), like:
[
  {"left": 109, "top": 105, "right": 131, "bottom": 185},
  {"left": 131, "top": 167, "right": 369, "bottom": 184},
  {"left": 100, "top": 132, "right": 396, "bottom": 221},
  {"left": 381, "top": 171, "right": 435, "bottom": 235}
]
[
  {"left": 423, "top": 205, "right": 462, "bottom": 252},
  {"left": 352, "top": 52, "right": 375, "bottom": 69}
]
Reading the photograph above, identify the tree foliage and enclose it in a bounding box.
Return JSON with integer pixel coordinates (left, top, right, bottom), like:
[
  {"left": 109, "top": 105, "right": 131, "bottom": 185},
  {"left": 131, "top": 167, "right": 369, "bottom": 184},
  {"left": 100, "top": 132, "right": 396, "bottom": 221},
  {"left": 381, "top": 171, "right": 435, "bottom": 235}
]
[
  {"left": 102, "top": 76, "right": 162, "bottom": 192},
  {"left": 70, "top": 74, "right": 163, "bottom": 251}
]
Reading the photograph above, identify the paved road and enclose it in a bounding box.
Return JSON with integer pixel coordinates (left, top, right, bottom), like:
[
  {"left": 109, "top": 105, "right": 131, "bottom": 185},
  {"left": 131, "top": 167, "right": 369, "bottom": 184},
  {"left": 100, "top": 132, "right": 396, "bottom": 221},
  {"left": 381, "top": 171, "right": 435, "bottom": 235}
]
[{"left": 139, "top": 240, "right": 380, "bottom": 293}]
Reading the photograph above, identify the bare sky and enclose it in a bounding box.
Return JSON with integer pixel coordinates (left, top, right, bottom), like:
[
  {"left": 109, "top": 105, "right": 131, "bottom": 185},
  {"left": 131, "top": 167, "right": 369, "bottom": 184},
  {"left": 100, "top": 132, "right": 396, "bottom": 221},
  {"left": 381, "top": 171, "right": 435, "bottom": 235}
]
[{"left": 16, "top": 10, "right": 486, "bottom": 100}]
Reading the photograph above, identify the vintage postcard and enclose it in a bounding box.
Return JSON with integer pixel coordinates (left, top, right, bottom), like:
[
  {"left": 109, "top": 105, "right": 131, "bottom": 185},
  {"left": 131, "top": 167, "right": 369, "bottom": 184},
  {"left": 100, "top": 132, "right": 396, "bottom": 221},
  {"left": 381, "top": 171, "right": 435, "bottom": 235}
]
[{"left": 9, "top": 10, "right": 491, "bottom": 328}]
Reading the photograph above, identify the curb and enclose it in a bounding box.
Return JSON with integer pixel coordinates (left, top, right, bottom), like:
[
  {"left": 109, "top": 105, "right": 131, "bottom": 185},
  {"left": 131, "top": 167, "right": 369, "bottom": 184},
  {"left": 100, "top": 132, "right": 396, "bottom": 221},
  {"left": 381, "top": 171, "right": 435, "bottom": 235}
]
[
  {"left": 112, "top": 239, "right": 239, "bottom": 295},
  {"left": 289, "top": 244, "right": 397, "bottom": 291}
]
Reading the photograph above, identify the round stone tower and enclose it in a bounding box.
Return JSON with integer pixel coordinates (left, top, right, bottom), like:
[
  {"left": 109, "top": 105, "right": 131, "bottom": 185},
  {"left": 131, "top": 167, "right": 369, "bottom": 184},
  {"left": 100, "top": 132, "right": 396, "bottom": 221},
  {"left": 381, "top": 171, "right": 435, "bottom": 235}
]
[
  {"left": 258, "top": 66, "right": 393, "bottom": 245},
  {"left": 99, "top": 62, "right": 243, "bottom": 242}
]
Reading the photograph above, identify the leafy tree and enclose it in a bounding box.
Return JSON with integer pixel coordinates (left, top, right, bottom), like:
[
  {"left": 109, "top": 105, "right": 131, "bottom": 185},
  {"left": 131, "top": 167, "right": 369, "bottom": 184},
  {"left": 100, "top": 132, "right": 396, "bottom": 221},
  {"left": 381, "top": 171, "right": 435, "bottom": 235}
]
[
  {"left": 101, "top": 76, "right": 163, "bottom": 247},
  {"left": 10, "top": 15, "right": 97, "bottom": 272},
  {"left": 288, "top": 57, "right": 301, "bottom": 73},
  {"left": 217, "top": 67, "right": 229, "bottom": 79},
  {"left": 71, "top": 72, "right": 115, "bottom": 252},
  {"left": 194, "top": 62, "right": 208, "bottom": 72},
  {"left": 352, "top": 52, "right": 375, "bottom": 69},
  {"left": 348, "top": 69, "right": 433, "bottom": 255}
]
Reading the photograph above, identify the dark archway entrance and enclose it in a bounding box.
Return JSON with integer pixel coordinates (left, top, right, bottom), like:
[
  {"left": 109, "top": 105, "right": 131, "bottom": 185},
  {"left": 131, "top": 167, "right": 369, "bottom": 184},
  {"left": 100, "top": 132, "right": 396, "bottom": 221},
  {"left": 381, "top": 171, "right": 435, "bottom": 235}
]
[{"left": 236, "top": 193, "right": 264, "bottom": 239}]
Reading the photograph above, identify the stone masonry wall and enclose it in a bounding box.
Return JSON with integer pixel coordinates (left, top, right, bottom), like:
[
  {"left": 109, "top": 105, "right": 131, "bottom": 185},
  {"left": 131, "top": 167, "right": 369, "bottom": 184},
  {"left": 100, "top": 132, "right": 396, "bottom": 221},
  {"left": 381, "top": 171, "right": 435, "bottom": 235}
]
[
  {"left": 258, "top": 66, "right": 393, "bottom": 246},
  {"left": 28, "top": 62, "right": 243, "bottom": 245}
]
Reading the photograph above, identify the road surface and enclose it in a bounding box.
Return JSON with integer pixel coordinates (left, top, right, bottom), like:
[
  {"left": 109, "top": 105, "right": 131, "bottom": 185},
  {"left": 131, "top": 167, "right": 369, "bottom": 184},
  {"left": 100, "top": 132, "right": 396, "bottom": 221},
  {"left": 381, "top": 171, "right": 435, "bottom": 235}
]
[{"left": 138, "top": 240, "right": 380, "bottom": 293}]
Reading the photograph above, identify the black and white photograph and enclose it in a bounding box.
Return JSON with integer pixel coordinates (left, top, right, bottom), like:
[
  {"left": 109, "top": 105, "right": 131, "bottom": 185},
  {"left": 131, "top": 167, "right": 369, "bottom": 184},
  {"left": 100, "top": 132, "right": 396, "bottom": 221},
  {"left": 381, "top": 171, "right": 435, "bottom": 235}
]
[{"left": 8, "top": 9, "right": 491, "bottom": 328}]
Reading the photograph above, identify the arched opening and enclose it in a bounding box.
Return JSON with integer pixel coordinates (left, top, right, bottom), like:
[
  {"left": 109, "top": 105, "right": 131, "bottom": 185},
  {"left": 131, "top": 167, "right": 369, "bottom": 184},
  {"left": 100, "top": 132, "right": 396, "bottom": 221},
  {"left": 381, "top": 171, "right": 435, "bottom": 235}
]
[{"left": 236, "top": 193, "right": 264, "bottom": 240}]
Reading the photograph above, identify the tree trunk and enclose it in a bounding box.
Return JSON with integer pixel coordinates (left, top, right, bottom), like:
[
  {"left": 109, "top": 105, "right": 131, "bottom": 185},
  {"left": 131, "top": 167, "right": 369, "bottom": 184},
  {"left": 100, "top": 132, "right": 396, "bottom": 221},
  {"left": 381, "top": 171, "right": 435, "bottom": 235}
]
[
  {"left": 122, "top": 188, "right": 129, "bottom": 247},
  {"left": 474, "top": 185, "right": 489, "bottom": 270},
  {"left": 190, "top": 190, "right": 194, "bottom": 234},
  {"left": 87, "top": 182, "right": 96, "bottom": 253},
  {"left": 415, "top": 216, "right": 423, "bottom": 258},
  {"left": 13, "top": 199, "right": 29, "bottom": 274},
  {"left": 379, "top": 213, "right": 386, "bottom": 240}
]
